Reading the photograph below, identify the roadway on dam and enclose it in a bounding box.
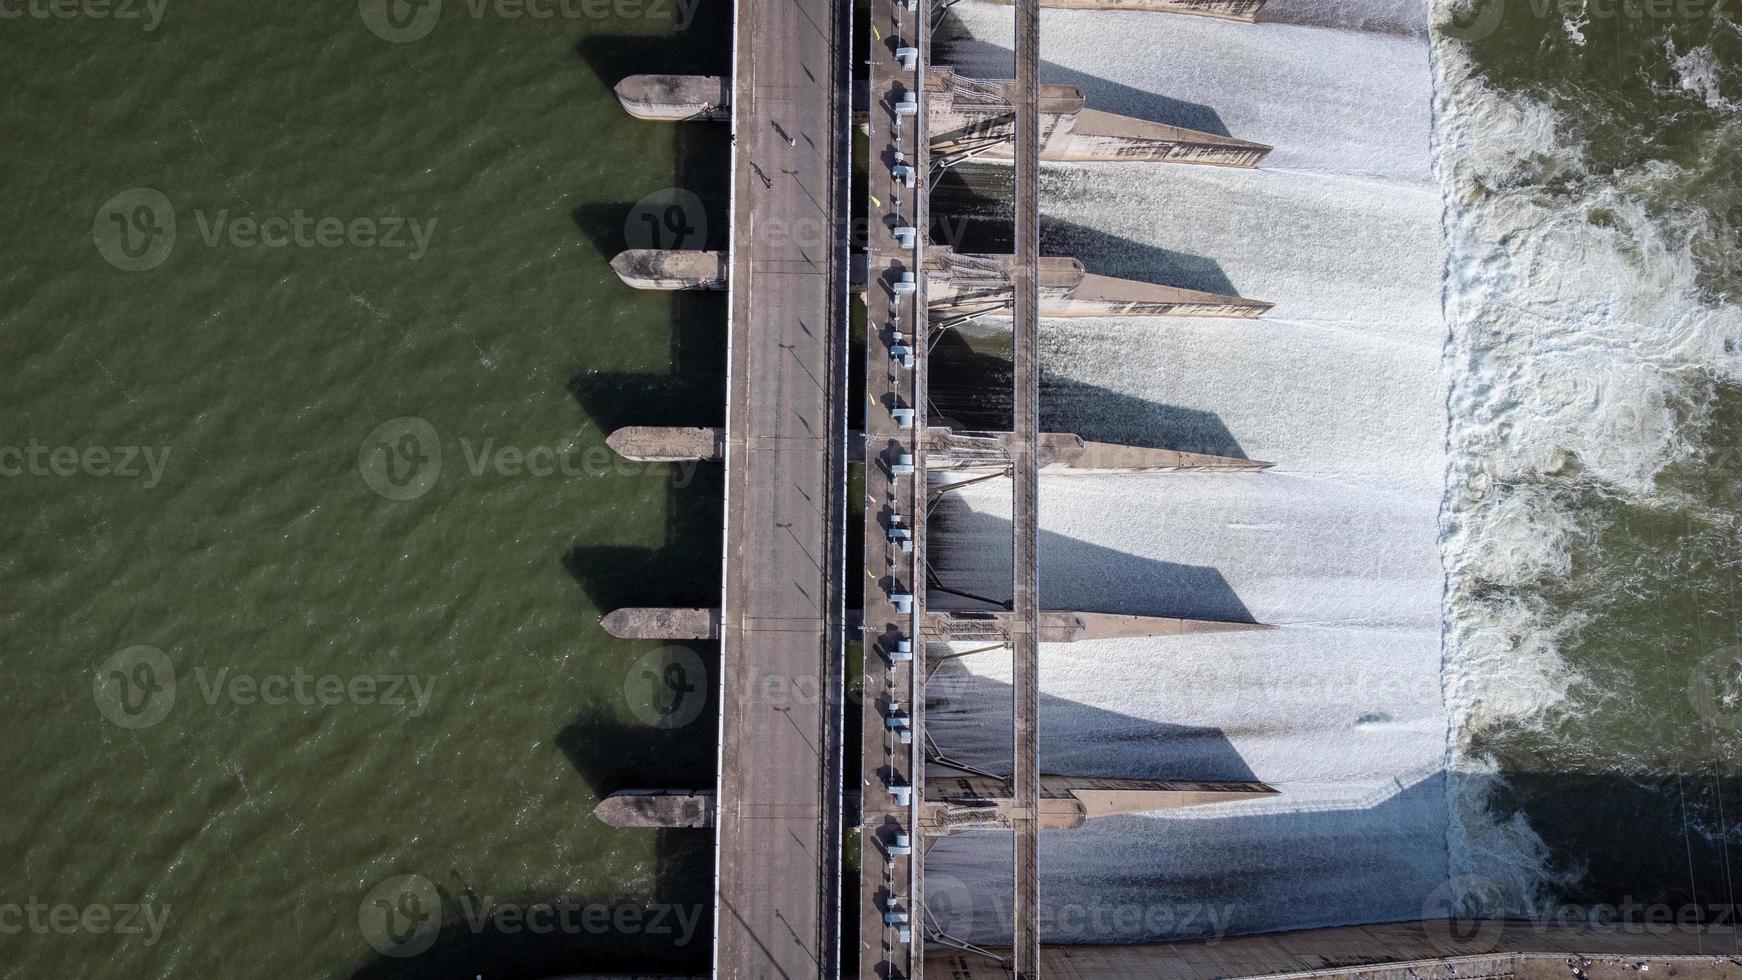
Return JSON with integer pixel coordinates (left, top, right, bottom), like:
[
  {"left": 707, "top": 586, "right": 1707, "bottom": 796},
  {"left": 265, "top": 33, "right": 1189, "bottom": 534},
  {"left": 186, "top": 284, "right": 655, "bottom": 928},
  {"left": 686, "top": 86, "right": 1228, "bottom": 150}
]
[{"left": 712, "top": 0, "right": 851, "bottom": 971}]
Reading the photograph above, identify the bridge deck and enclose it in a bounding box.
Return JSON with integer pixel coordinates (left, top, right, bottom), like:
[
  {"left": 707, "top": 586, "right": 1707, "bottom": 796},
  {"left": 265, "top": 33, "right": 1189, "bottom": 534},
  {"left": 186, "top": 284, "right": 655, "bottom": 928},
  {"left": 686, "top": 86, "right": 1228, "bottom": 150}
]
[{"left": 713, "top": 0, "right": 850, "bottom": 971}]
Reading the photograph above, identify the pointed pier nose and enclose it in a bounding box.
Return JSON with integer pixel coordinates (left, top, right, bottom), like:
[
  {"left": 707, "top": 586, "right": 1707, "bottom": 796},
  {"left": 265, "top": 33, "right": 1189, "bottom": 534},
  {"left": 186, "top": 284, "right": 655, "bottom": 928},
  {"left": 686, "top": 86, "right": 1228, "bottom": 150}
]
[{"left": 612, "top": 74, "right": 731, "bottom": 121}]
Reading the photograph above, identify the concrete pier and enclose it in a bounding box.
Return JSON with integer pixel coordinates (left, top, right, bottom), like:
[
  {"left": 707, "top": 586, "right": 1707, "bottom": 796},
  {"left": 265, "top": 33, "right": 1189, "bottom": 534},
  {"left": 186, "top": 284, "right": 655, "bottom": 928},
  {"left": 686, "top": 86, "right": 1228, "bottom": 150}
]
[
  {"left": 606, "top": 425, "right": 1272, "bottom": 472},
  {"left": 601, "top": 607, "right": 1271, "bottom": 642},
  {"left": 609, "top": 249, "right": 728, "bottom": 290},
  {"left": 925, "top": 68, "right": 1271, "bottom": 167},
  {"left": 613, "top": 74, "right": 731, "bottom": 121},
  {"left": 930, "top": 254, "right": 1271, "bottom": 319},
  {"left": 615, "top": 71, "right": 1270, "bottom": 167},
  {"left": 592, "top": 789, "right": 714, "bottom": 828},
  {"left": 611, "top": 247, "right": 1271, "bottom": 316},
  {"left": 921, "top": 775, "right": 1278, "bottom": 834}
]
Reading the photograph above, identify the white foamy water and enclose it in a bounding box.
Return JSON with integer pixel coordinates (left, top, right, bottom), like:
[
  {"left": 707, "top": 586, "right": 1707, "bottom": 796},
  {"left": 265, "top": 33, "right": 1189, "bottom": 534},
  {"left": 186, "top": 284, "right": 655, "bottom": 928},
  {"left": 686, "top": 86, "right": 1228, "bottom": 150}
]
[
  {"left": 922, "top": 4, "right": 1461, "bottom": 943},
  {"left": 1431, "top": 26, "right": 1742, "bottom": 906}
]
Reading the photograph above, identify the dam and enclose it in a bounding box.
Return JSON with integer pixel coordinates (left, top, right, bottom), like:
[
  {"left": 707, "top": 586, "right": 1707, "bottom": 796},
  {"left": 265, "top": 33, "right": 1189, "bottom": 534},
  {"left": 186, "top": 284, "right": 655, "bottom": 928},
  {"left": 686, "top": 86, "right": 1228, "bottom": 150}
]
[{"left": 588, "top": 0, "right": 1742, "bottom": 977}]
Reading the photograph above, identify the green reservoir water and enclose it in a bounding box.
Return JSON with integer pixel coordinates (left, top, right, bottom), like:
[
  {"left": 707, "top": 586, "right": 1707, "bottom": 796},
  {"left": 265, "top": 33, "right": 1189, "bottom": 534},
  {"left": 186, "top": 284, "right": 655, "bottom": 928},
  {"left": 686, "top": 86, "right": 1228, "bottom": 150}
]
[{"left": 0, "top": 3, "right": 729, "bottom": 976}]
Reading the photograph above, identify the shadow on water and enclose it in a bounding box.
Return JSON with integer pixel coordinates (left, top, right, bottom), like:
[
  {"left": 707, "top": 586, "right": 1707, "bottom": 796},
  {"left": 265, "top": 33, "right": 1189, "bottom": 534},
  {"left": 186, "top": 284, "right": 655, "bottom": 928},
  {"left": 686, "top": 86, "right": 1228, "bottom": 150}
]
[
  {"left": 344, "top": 872, "right": 710, "bottom": 980},
  {"left": 929, "top": 13, "right": 1234, "bottom": 136},
  {"left": 926, "top": 330, "right": 1251, "bottom": 460},
  {"left": 346, "top": 712, "right": 715, "bottom": 977},
  {"left": 573, "top": 2, "right": 732, "bottom": 82},
  {"left": 926, "top": 495, "right": 1260, "bottom": 623},
  {"left": 928, "top": 167, "right": 1244, "bottom": 297},
  {"left": 561, "top": 458, "right": 722, "bottom": 611},
  {"left": 571, "top": 123, "right": 731, "bottom": 259},
  {"left": 563, "top": 27, "right": 734, "bottom": 609}
]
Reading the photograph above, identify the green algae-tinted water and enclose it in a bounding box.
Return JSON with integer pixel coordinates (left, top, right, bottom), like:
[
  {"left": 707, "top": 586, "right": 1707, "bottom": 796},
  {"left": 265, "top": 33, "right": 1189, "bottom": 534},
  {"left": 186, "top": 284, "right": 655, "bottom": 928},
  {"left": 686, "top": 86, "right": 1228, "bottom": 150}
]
[
  {"left": 1448, "top": 5, "right": 1742, "bottom": 915},
  {"left": 0, "top": 4, "right": 731, "bottom": 976}
]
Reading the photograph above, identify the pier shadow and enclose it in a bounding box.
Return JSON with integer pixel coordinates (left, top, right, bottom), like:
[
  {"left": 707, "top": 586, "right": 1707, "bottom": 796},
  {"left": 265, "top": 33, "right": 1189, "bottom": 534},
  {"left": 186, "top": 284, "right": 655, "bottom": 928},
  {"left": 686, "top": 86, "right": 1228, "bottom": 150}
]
[
  {"left": 342, "top": 707, "right": 714, "bottom": 979},
  {"left": 924, "top": 655, "right": 1259, "bottom": 782},
  {"left": 926, "top": 497, "right": 1260, "bottom": 624},
  {"left": 925, "top": 329, "right": 1251, "bottom": 460},
  {"left": 930, "top": 15, "right": 1234, "bottom": 136},
  {"left": 1041, "top": 218, "right": 1241, "bottom": 298},
  {"left": 573, "top": 3, "right": 732, "bottom": 85},
  {"left": 561, "top": 458, "right": 723, "bottom": 612},
  {"left": 570, "top": 126, "right": 730, "bottom": 258},
  {"left": 928, "top": 168, "right": 1244, "bottom": 298}
]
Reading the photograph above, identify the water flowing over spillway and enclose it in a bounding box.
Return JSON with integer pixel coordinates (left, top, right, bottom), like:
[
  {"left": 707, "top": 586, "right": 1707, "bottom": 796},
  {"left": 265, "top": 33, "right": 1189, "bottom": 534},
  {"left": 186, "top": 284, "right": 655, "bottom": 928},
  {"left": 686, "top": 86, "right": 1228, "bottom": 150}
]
[
  {"left": 926, "top": 0, "right": 1742, "bottom": 943},
  {"left": 922, "top": 2, "right": 1462, "bottom": 942}
]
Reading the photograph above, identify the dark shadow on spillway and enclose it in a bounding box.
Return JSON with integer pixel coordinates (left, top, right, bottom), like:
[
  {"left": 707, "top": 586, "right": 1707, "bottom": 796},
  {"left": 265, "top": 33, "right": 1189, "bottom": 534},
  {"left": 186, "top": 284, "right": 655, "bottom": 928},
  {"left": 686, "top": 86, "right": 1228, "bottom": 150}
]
[
  {"left": 924, "top": 770, "right": 1742, "bottom": 946},
  {"left": 929, "top": 167, "right": 1245, "bottom": 298},
  {"left": 926, "top": 494, "right": 1260, "bottom": 623},
  {"left": 925, "top": 329, "right": 1252, "bottom": 460},
  {"left": 1041, "top": 218, "right": 1241, "bottom": 298},
  {"left": 929, "top": 12, "right": 1234, "bottom": 136},
  {"left": 926, "top": 655, "right": 1259, "bottom": 782}
]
